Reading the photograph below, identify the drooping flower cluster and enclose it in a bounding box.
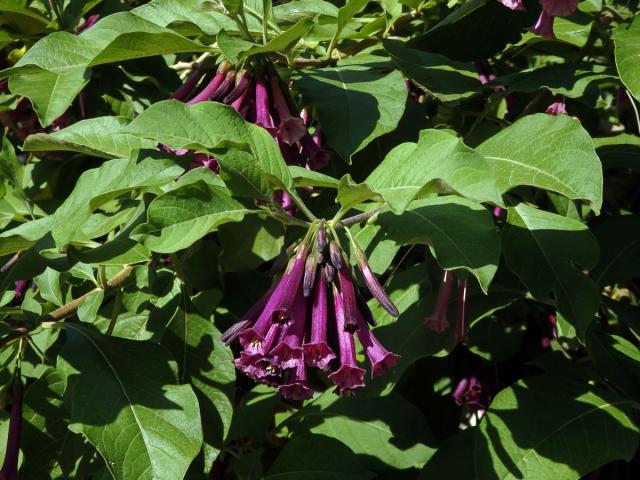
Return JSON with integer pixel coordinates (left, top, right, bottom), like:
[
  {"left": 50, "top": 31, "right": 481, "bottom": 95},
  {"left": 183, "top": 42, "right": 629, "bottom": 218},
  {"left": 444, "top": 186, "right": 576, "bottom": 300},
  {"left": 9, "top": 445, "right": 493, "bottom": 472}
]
[
  {"left": 169, "top": 60, "right": 330, "bottom": 180},
  {"left": 222, "top": 223, "right": 400, "bottom": 400},
  {"left": 424, "top": 270, "right": 469, "bottom": 342}
]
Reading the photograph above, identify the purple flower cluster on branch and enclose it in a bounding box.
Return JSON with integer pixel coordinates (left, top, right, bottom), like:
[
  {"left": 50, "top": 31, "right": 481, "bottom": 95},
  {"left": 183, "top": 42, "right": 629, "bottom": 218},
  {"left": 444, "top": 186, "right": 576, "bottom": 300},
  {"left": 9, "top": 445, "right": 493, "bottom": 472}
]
[
  {"left": 168, "top": 59, "right": 331, "bottom": 191},
  {"left": 222, "top": 222, "right": 400, "bottom": 400},
  {"left": 496, "top": 0, "right": 579, "bottom": 39}
]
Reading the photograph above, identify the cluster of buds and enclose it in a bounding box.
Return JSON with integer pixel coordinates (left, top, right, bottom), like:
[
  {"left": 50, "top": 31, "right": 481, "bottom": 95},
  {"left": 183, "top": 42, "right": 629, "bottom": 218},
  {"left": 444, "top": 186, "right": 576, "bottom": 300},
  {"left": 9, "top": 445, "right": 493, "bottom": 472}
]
[
  {"left": 169, "top": 59, "right": 330, "bottom": 181},
  {"left": 222, "top": 222, "right": 400, "bottom": 400},
  {"left": 424, "top": 270, "right": 469, "bottom": 343}
]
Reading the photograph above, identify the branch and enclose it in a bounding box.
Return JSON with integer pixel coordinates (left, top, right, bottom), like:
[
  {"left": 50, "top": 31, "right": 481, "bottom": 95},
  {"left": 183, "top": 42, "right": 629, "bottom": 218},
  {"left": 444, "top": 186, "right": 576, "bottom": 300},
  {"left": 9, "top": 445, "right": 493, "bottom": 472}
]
[
  {"left": 40, "top": 265, "right": 133, "bottom": 322},
  {"left": 339, "top": 205, "right": 384, "bottom": 227}
]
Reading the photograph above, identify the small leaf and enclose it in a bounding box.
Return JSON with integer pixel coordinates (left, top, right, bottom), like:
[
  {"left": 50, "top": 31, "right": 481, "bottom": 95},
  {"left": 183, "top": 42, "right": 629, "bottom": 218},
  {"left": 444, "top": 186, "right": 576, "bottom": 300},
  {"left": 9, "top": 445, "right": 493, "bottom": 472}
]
[{"left": 33, "top": 267, "right": 64, "bottom": 306}]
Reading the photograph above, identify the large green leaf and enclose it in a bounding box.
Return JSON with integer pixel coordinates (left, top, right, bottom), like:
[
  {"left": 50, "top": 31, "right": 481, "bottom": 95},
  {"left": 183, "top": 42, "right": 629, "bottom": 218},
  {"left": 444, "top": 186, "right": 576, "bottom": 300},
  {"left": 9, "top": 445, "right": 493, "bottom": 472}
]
[
  {"left": 592, "top": 216, "right": 640, "bottom": 287},
  {"left": 374, "top": 196, "right": 500, "bottom": 292},
  {"left": 266, "top": 434, "right": 374, "bottom": 480},
  {"left": 501, "top": 204, "right": 599, "bottom": 338},
  {"left": 23, "top": 116, "right": 156, "bottom": 159},
  {"left": 408, "top": 0, "right": 540, "bottom": 61},
  {"left": 0, "top": 12, "right": 208, "bottom": 126},
  {"left": 294, "top": 63, "right": 407, "bottom": 161},
  {"left": 125, "top": 100, "right": 295, "bottom": 196},
  {"left": 366, "top": 129, "right": 503, "bottom": 213},
  {"left": 131, "top": 0, "right": 235, "bottom": 36},
  {"left": 162, "top": 308, "right": 235, "bottom": 471},
  {"left": 288, "top": 392, "right": 435, "bottom": 470},
  {"left": 614, "top": 15, "right": 640, "bottom": 102},
  {"left": 130, "top": 180, "right": 255, "bottom": 253},
  {"left": 50, "top": 156, "right": 183, "bottom": 245},
  {"left": 384, "top": 39, "right": 482, "bottom": 102},
  {"left": 56, "top": 323, "right": 203, "bottom": 480},
  {"left": 477, "top": 114, "right": 603, "bottom": 213},
  {"left": 475, "top": 375, "right": 639, "bottom": 479}
]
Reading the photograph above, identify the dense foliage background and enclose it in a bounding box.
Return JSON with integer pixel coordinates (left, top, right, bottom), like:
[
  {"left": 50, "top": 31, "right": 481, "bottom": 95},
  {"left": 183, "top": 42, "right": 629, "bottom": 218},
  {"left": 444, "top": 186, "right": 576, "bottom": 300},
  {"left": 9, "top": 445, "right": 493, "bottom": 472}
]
[{"left": 1, "top": 0, "right": 640, "bottom": 478}]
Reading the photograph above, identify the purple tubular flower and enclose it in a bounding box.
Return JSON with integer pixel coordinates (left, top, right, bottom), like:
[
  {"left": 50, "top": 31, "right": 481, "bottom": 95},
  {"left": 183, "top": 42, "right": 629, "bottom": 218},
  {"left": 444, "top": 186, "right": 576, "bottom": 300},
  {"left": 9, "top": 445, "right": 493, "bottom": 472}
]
[
  {"left": 13, "top": 280, "right": 28, "bottom": 304},
  {"left": 355, "top": 310, "right": 399, "bottom": 378},
  {"left": 540, "top": 0, "right": 579, "bottom": 16},
  {"left": 255, "top": 70, "right": 276, "bottom": 132},
  {"left": 171, "top": 67, "right": 205, "bottom": 101},
  {"left": 270, "top": 76, "right": 307, "bottom": 145},
  {"left": 230, "top": 80, "right": 253, "bottom": 112},
  {"left": 221, "top": 287, "right": 274, "bottom": 345},
  {"left": 455, "top": 278, "right": 469, "bottom": 343},
  {"left": 546, "top": 96, "right": 568, "bottom": 115},
  {"left": 0, "top": 380, "right": 22, "bottom": 480},
  {"left": 279, "top": 362, "right": 313, "bottom": 401},
  {"left": 187, "top": 63, "right": 229, "bottom": 104},
  {"left": 336, "top": 262, "right": 359, "bottom": 333},
  {"left": 223, "top": 70, "right": 250, "bottom": 104},
  {"left": 76, "top": 14, "right": 101, "bottom": 33},
  {"left": 272, "top": 243, "right": 309, "bottom": 323},
  {"left": 209, "top": 70, "right": 237, "bottom": 101},
  {"left": 303, "top": 254, "right": 318, "bottom": 297},
  {"left": 300, "top": 133, "right": 332, "bottom": 171},
  {"left": 271, "top": 293, "right": 308, "bottom": 369},
  {"left": 530, "top": 11, "right": 555, "bottom": 39},
  {"left": 355, "top": 247, "right": 399, "bottom": 317},
  {"left": 496, "top": 0, "right": 524, "bottom": 10},
  {"left": 425, "top": 270, "right": 456, "bottom": 333},
  {"left": 303, "top": 270, "right": 336, "bottom": 369},
  {"left": 328, "top": 286, "right": 366, "bottom": 393}
]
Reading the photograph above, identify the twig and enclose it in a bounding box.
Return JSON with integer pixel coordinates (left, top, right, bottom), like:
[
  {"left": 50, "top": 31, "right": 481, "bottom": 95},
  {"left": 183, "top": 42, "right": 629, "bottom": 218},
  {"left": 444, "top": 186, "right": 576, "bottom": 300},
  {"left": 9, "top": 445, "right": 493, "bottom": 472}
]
[
  {"left": 339, "top": 205, "right": 384, "bottom": 227},
  {"left": 40, "top": 265, "right": 133, "bottom": 322}
]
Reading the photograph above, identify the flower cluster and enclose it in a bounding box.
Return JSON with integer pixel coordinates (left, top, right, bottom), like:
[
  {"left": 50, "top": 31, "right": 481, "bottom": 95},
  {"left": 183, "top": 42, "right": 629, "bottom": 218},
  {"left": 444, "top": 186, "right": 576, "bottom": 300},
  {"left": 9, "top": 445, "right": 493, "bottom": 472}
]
[
  {"left": 222, "top": 223, "right": 400, "bottom": 400},
  {"left": 170, "top": 60, "right": 330, "bottom": 176}
]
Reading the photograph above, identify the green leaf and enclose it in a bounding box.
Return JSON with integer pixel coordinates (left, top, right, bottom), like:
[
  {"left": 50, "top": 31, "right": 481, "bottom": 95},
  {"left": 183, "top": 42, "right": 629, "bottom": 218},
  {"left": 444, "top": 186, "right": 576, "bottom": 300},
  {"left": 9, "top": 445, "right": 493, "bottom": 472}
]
[
  {"left": 294, "top": 64, "right": 407, "bottom": 161},
  {"left": 336, "top": 174, "right": 378, "bottom": 211},
  {"left": 161, "top": 308, "right": 235, "bottom": 471},
  {"left": 0, "top": 134, "right": 23, "bottom": 193},
  {"left": 56, "top": 322, "right": 203, "bottom": 480},
  {"left": 242, "top": 17, "right": 315, "bottom": 59},
  {"left": 375, "top": 196, "right": 500, "bottom": 291},
  {"left": 594, "top": 134, "right": 640, "bottom": 171},
  {"left": 289, "top": 392, "right": 435, "bottom": 470},
  {"left": 219, "top": 216, "right": 284, "bottom": 272},
  {"left": 50, "top": 156, "right": 183, "bottom": 245},
  {"left": 131, "top": 0, "right": 235, "bottom": 36},
  {"left": 501, "top": 204, "right": 599, "bottom": 338},
  {"left": 289, "top": 165, "right": 339, "bottom": 188},
  {"left": 477, "top": 114, "right": 603, "bottom": 213},
  {"left": 33, "top": 267, "right": 64, "bottom": 306},
  {"left": 366, "top": 129, "right": 503, "bottom": 213},
  {"left": 1, "top": 12, "right": 209, "bottom": 125},
  {"left": 500, "top": 63, "right": 615, "bottom": 100},
  {"left": 475, "top": 375, "right": 639, "bottom": 479},
  {"left": 130, "top": 180, "right": 255, "bottom": 253},
  {"left": 408, "top": 0, "right": 540, "bottom": 61},
  {"left": 587, "top": 326, "right": 640, "bottom": 400},
  {"left": 384, "top": 39, "right": 482, "bottom": 102},
  {"left": 125, "top": 100, "right": 295, "bottom": 194},
  {"left": 23, "top": 116, "right": 156, "bottom": 159},
  {"left": 614, "top": 15, "right": 640, "bottom": 102},
  {"left": 592, "top": 216, "right": 640, "bottom": 287},
  {"left": 266, "top": 434, "right": 374, "bottom": 480}
]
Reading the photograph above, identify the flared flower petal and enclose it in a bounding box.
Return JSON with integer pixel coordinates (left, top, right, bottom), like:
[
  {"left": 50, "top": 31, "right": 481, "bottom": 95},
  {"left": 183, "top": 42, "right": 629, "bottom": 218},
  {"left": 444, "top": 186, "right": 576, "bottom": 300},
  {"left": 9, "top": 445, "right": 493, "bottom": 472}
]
[
  {"left": 546, "top": 96, "right": 567, "bottom": 115},
  {"left": 271, "top": 294, "right": 307, "bottom": 368},
  {"left": 356, "top": 311, "right": 400, "bottom": 379},
  {"left": 279, "top": 363, "right": 314, "bottom": 401},
  {"left": 540, "top": 0, "right": 579, "bottom": 16}
]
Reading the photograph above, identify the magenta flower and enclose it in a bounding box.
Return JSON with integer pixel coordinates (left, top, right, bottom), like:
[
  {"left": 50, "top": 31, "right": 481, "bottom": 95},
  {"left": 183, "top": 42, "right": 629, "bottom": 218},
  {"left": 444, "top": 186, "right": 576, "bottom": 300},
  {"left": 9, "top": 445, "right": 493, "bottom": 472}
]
[
  {"left": 425, "top": 270, "right": 456, "bottom": 333},
  {"left": 545, "top": 96, "right": 568, "bottom": 115},
  {"left": 540, "top": 0, "right": 579, "bottom": 16},
  {"left": 497, "top": 0, "right": 524, "bottom": 11},
  {"left": 354, "top": 246, "right": 399, "bottom": 317},
  {"left": 530, "top": 11, "right": 556, "bottom": 39},
  {"left": 223, "top": 223, "right": 400, "bottom": 399},
  {"left": 270, "top": 76, "right": 307, "bottom": 145}
]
